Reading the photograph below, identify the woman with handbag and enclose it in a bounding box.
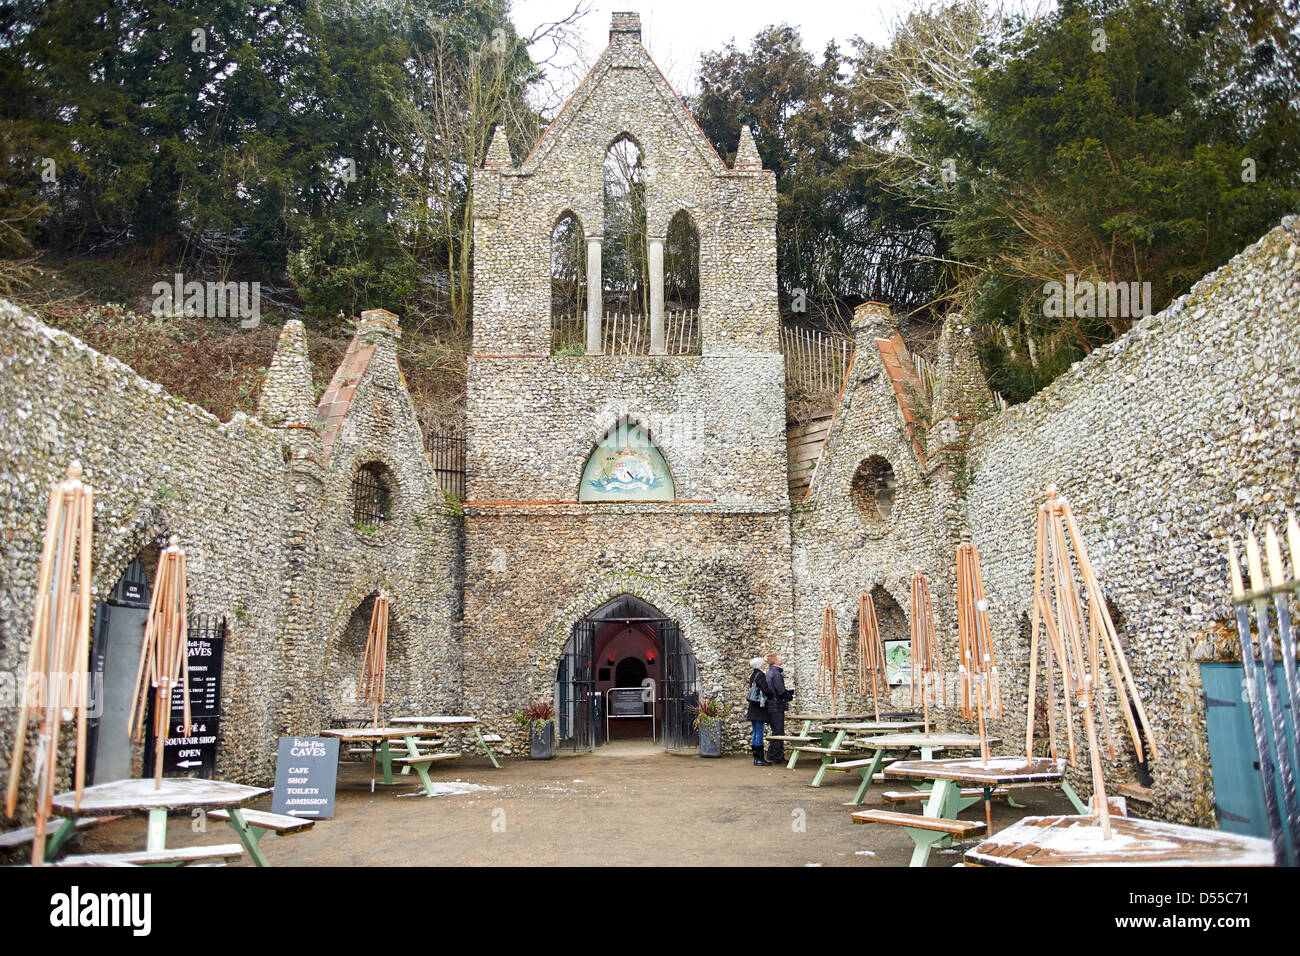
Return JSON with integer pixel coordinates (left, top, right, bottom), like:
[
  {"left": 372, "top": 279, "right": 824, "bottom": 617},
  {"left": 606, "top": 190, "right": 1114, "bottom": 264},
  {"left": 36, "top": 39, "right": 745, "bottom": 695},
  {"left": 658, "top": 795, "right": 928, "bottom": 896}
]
[{"left": 746, "top": 656, "right": 773, "bottom": 766}]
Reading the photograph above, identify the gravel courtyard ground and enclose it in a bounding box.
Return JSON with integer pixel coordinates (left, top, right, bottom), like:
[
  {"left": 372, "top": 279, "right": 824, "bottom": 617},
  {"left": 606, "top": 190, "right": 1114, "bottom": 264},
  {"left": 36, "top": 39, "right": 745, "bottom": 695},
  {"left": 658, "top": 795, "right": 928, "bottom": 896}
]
[{"left": 72, "top": 741, "right": 1078, "bottom": 866}]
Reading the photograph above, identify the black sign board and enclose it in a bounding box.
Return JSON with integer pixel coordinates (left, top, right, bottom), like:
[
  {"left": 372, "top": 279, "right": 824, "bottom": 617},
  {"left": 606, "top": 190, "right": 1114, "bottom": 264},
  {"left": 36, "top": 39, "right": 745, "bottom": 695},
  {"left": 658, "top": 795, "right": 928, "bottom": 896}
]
[
  {"left": 144, "top": 625, "right": 225, "bottom": 779},
  {"left": 170, "top": 633, "right": 223, "bottom": 719},
  {"left": 272, "top": 737, "right": 340, "bottom": 819},
  {"left": 160, "top": 716, "right": 220, "bottom": 776},
  {"left": 609, "top": 688, "right": 646, "bottom": 717}
]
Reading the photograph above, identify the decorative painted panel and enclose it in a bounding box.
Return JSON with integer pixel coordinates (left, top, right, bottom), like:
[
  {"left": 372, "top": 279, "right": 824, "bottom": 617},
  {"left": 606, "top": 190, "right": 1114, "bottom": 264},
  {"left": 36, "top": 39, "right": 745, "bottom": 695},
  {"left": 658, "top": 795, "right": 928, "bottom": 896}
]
[{"left": 579, "top": 423, "right": 674, "bottom": 501}]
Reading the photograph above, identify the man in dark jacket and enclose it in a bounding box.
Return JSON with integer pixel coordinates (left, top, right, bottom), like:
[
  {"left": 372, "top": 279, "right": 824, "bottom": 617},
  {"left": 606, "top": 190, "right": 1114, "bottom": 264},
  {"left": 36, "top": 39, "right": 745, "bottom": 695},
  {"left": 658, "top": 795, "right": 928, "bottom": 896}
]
[{"left": 764, "top": 653, "right": 792, "bottom": 764}]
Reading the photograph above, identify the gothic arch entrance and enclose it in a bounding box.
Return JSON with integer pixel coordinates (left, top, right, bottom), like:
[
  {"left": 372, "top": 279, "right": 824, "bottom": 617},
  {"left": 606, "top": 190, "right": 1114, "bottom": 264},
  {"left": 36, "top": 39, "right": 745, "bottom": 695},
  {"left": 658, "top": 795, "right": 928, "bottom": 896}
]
[{"left": 556, "top": 594, "right": 699, "bottom": 752}]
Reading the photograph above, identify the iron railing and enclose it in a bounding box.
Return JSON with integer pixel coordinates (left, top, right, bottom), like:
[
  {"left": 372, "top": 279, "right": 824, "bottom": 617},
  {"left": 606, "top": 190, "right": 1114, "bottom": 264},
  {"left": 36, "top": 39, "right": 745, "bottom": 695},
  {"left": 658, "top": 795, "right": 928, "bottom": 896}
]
[{"left": 426, "top": 433, "right": 466, "bottom": 500}]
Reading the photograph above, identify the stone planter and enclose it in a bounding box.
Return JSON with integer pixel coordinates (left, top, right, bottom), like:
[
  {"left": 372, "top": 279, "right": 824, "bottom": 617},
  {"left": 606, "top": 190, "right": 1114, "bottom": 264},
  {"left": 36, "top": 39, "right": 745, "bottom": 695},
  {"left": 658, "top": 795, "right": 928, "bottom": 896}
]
[
  {"left": 698, "top": 719, "right": 723, "bottom": 757},
  {"left": 529, "top": 721, "right": 556, "bottom": 759}
]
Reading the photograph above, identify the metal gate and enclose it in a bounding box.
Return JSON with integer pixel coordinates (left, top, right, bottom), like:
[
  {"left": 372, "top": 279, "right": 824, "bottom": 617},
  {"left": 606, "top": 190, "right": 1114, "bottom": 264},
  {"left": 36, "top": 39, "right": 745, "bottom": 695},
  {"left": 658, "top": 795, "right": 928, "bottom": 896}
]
[
  {"left": 559, "top": 595, "right": 697, "bottom": 751},
  {"left": 558, "top": 620, "right": 598, "bottom": 752},
  {"left": 660, "top": 619, "right": 699, "bottom": 751}
]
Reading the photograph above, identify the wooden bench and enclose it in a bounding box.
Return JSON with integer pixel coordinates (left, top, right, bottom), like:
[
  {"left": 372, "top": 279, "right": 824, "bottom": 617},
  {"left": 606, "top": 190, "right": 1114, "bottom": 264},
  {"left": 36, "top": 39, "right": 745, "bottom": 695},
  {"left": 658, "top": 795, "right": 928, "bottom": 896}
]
[
  {"left": 205, "top": 808, "right": 313, "bottom": 867},
  {"left": 766, "top": 735, "right": 813, "bottom": 744},
  {"left": 55, "top": 844, "right": 246, "bottom": 867},
  {"left": 852, "top": 809, "right": 985, "bottom": 836},
  {"left": 0, "top": 815, "right": 123, "bottom": 859},
  {"left": 481, "top": 734, "right": 504, "bottom": 745},
  {"left": 883, "top": 788, "right": 1010, "bottom": 806},
  {"left": 852, "top": 808, "right": 985, "bottom": 867},
  {"left": 1087, "top": 794, "right": 1129, "bottom": 817},
  {"left": 350, "top": 740, "right": 442, "bottom": 756},
  {"left": 393, "top": 754, "right": 460, "bottom": 766}
]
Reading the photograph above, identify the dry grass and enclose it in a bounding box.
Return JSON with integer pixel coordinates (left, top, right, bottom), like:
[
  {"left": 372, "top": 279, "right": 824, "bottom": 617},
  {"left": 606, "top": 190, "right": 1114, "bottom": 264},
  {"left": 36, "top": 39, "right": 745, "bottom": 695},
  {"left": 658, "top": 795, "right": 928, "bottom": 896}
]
[{"left": 0, "top": 250, "right": 470, "bottom": 433}]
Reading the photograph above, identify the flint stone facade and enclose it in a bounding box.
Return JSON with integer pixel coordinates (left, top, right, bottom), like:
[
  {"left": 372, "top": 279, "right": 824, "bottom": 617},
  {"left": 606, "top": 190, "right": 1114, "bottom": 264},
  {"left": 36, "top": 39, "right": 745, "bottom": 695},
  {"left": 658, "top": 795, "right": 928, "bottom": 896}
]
[
  {"left": 793, "top": 218, "right": 1300, "bottom": 828},
  {"left": 0, "top": 303, "right": 460, "bottom": 826},
  {"left": 465, "top": 13, "right": 792, "bottom": 752},
  {"left": 0, "top": 11, "right": 1295, "bottom": 835}
]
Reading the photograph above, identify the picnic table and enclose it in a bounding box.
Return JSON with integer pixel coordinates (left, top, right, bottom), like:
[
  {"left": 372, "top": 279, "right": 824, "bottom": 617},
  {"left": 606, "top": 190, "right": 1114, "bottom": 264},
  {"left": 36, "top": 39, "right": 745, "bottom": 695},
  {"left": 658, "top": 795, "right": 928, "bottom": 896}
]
[
  {"left": 854, "top": 755, "right": 1087, "bottom": 867},
  {"left": 793, "top": 721, "right": 926, "bottom": 781},
  {"left": 391, "top": 715, "right": 502, "bottom": 768},
  {"left": 784, "top": 717, "right": 922, "bottom": 771},
  {"left": 320, "top": 726, "right": 457, "bottom": 796},
  {"left": 829, "top": 733, "right": 1000, "bottom": 806},
  {"left": 49, "top": 777, "right": 271, "bottom": 865},
  {"left": 963, "top": 814, "right": 1275, "bottom": 867}
]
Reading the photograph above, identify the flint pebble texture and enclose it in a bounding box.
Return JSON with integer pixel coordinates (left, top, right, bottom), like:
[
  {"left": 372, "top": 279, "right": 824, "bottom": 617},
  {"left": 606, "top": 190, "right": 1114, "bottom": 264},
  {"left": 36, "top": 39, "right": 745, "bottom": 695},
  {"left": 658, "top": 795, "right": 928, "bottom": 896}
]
[{"left": 0, "top": 11, "right": 1295, "bottom": 833}]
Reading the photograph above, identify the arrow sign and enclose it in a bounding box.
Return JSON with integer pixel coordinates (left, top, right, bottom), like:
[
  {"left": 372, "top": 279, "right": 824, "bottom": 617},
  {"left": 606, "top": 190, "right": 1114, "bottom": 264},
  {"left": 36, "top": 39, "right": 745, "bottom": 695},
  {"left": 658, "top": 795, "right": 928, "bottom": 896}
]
[{"left": 271, "top": 737, "right": 338, "bottom": 820}]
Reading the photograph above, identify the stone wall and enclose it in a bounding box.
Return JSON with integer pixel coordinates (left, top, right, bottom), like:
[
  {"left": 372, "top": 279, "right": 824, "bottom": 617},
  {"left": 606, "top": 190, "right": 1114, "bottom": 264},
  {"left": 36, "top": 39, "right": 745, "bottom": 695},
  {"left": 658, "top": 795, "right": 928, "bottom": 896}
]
[
  {"left": 960, "top": 218, "right": 1300, "bottom": 826},
  {"left": 0, "top": 303, "right": 463, "bottom": 822},
  {"left": 466, "top": 354, "right": 786, "bottom": 504},
  {"left": 0, "top": 299, "right": 292, "bottom": 807},
  {"left": 274, "top": 311, "right": 462, "bottom": 738},
  {"left": 789, "top": 305, "right": 963, "bottom": 715},
  {"left": 461, "top": 506, "right": 794, "bottom": 753}
]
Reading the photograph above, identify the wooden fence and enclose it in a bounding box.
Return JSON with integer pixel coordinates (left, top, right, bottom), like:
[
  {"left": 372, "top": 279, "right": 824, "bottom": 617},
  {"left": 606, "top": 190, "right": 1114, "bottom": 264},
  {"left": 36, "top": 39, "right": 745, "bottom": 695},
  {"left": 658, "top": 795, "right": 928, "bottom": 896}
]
[
  {"left": 782, "top": 325, "right": 855, "bottom": 397},
  {"left": 551, "top": 311, "right": 700, "bottom": 356}
]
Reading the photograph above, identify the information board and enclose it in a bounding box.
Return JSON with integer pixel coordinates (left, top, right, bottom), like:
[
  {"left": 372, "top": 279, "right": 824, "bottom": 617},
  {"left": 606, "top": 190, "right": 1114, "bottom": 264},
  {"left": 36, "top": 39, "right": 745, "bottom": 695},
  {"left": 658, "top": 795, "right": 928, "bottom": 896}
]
[
  {"left": 145, "top": 630, "right": 225, "bottom": 778},
  {"left": 271, "top": 737, "right": 340, "bottom": 819},
  {"left": 609, "top": 688, "right": 646, "bottom": 717}
]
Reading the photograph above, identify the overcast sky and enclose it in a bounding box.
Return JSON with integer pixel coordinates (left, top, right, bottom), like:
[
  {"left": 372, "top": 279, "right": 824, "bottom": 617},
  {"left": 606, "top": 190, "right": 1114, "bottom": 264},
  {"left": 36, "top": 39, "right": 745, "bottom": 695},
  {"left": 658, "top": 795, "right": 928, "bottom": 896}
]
[{"left": 510, "top": 0, "right": 922, "bottom": 103}]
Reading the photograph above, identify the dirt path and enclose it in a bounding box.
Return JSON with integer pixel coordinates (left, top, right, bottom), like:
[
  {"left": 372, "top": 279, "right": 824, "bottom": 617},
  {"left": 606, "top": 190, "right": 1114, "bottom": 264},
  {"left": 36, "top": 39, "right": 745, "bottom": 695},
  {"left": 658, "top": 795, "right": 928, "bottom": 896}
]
[{"left": 74, "top": 744, "right": 1078, "bottom": 866}]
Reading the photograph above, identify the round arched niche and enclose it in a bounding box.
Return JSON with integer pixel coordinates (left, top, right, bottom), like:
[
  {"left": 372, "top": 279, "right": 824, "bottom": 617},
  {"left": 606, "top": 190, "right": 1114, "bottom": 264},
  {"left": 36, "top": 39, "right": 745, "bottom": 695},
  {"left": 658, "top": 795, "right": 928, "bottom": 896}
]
[
  {"left": 850, "top": 456, "right": 898, "bottom": 524},
  {"left": 324, "top": 592, "right": 407, "bottom": 723}
]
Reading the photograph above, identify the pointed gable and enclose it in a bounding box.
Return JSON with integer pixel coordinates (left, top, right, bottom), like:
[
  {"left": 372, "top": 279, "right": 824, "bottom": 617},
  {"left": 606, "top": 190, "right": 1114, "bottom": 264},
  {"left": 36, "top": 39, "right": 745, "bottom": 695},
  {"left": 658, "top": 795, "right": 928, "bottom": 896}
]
[{"left": 517, "top": 12, "right": 726, "bottom": 178}]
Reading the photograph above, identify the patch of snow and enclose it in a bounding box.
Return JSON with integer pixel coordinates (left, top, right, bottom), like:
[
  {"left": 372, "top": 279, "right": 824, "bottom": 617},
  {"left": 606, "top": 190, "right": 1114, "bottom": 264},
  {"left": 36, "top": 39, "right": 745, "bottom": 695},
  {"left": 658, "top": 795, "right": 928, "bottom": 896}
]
[{"left": 395, "top": 782, "right": 501, "bottom": 798}]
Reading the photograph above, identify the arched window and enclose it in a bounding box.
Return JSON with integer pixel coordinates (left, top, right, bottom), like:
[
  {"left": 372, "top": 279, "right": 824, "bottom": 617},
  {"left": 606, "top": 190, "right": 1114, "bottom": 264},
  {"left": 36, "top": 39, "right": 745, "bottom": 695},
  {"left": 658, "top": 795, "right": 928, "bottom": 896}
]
[
  {"left": 550, "top": 211, "right": 586, "bottom": 353},
  {"left": 665, "top": 210, "right": 699, "bottom": 311},
  {"left": 579, "top": 419, "right": 674, "bottom": 502},
  {"left": 551, "top": 211, "right": 585, "bottom": 315},
  {"left": 602, "top": 135, "right": 648, "bottom": 315}
]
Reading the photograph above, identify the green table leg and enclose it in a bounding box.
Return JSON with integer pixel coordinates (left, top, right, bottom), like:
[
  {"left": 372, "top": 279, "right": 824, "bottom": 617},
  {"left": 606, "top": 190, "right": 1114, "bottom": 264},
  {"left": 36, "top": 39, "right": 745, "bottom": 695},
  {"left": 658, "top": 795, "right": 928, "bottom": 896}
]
[
  {"left": 847, "top": 749, "right": 886, "bottom": 806},
  {"left": 146, "top": 808, "right": 168, "bottom": 852},
  {"left": 1005, "top": 793, "right": 1027, "bottom": 808},
  {"left": 410, "top": 761, "right": 438, "bottom": 796},
  {"left": 225, "top": 807, "right": 271, "bottom": 867},
  {"left": 905, "top": 777, "right": 958, "bottom": 867},
  {"left": 473, "top": 725, "right": 501, "bottom": 769},
  {"left": 786, "top": 721, "right": 813, "bottom": 770},
  {"left": 399, "top": 734, "right": 421, "bottom": 775},
  {"left": 808, "top": 730, "right": 846, "bottom": 788},
  {"left": 379, "top": 740, "right": 395, "bottom": 785},
  {"left": 44, "top": 817, "right": 79, "bottom": 858},
  {"left": 1062, "top": 779, "right": 1088, "bottom": 814}
]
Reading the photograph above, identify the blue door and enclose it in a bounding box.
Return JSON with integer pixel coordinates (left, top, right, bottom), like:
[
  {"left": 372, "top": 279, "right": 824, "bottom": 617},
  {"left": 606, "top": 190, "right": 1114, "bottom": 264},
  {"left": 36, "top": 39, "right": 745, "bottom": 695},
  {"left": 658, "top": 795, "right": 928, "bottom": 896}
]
[{"left": 1200, "top": 662, "right": 1297, "bottom": 838}]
